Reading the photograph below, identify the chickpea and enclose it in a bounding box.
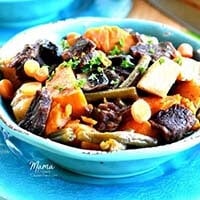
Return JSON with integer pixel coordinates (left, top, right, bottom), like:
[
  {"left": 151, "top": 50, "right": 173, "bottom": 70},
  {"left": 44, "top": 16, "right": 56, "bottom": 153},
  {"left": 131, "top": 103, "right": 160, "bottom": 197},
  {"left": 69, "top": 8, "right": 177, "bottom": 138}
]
[
  {"left": 131, "top": 99, "right": 151, "bottom": 123},
  {"left": 177, "top": 43, "right": 193, "bottom": 58},
  {"left": 0, "top": 79, "right": 14, "bottom": 99}
]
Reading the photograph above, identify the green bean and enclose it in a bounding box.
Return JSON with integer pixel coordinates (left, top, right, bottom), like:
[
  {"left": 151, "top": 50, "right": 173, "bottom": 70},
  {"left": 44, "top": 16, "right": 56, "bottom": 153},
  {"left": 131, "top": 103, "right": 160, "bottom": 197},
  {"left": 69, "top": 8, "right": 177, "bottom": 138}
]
[
  {"left": 119, "top": 55, "right": 151, "bottom": 88},
  {"left": 49, "top": 127, "right": 76, "bottom": 143},
  {"left": 85, "top": 87, "right": 138, "bottom": 102},
  {"left": 77, "top": 130, "right": 158, "bottom": 147}
]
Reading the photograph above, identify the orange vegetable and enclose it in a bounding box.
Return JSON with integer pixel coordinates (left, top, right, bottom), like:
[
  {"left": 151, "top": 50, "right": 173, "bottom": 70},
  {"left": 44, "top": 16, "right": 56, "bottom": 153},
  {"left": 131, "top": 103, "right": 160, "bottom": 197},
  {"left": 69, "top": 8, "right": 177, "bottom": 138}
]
[
  {"left": 120, "top": 120, "right": 158, "bottom": 139},
  {"left": 83, "top": 26, "right": 136, "bottom": 53},
  {"left": 172, "top": 80, "right": 200, "bottom": 108},
  {"left": 66, "top": 32, "right": 81, "bottom": 46},
  {"left": 0, "top": 79, "right": 14, "bottom": 99},
  {"left": 46, "top": 64, "right": 88, "bottom": 117},
  {"left": 143, "top": 94, "right": 182, "bottom": 114},
  {"left": 45, "top": 102, "right": 72, "bottom": 135},
  {"left": 1, "top": 65, "right": 21, "bottom": 89},
  {"left": 81, "top": 141, "right": 100, "bottom": 150}
]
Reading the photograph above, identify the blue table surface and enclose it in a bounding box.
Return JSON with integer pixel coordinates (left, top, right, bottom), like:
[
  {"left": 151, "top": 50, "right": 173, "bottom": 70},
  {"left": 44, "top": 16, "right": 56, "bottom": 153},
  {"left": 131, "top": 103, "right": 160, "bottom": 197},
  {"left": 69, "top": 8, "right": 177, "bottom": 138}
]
[
  {"left": 1, "top": 1, "right": 200, "bottom": 199},
  {"left": 0, "top": 130, "right": 200, "bottom": 200}
]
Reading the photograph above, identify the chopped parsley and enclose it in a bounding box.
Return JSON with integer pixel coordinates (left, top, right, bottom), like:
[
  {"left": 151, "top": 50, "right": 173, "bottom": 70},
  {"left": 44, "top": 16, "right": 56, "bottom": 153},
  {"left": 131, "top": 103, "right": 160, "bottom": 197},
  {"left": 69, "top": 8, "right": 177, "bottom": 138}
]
[
  {"left": 109, "top": 45, "right": 122, "bottom": 56},
  {"left": 118, "top": 38, "right": 124, "bottom": 47},
  {"left": 110, "top": 79, "right": 120, "bottom": 86},
  {"left": 159, "top": 57, "right": 165, "bottom": 65},
  {"left": 121, "top": 59, "right": 135, "bottom": 69},
  {"left": 89, "top": 55, "right": 102, "bottom": 66},
  {"left": 62, "top": 58, "right": 80, "bottom": 69},
  {"left": 148, "top": 47, "right": 155, "bottom": 54},
  {"left": 109, "top": 38, "right": 124, "bottom": 55},
  {"left": 60, "top": 39, "right": 70, "bottom": 50},
  {"left": 53, "top": 85, "right": 65, "bottom": 92},
  {"left": 138, "top": 65, "right": 146, "bottom": 74},
  {"left": 74, "top": 78, "right": 87, "bottom": 89},
  {"left": 48, "top": 71, "right": 55, "bottom": 81},
  {"left": 174, "top": 57, "right": 183, "bottom": 65},
  {"left": 81, "top": 54, "right": 104, "bottom": 73},
  {"left": 97, "top": 66, "right": 103, "bottom": 73}
]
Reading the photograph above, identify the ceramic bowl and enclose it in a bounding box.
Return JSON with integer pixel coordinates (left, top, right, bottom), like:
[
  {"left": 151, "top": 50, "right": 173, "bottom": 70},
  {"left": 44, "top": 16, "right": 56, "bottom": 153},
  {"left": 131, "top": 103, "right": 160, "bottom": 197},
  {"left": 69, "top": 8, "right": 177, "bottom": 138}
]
[
  {"left": 0, "top": 0, "right": 74, "bottom": 28},
  {"left": 0, "top": 18, "right": 200, "bottom": 178}
]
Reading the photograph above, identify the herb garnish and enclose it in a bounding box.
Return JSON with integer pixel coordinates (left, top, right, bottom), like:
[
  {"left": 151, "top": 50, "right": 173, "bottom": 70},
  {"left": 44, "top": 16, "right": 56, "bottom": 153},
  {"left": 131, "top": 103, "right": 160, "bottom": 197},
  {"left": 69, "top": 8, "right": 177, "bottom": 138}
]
[
  {"left": 138, "top": 65, "right": 146, "bottom": 74},
  {"left": 174, "top": 57, "right": 183, "bottom": 65},
  {"left": 74, "top": 78, "right": 87, "bottom": 89},
  {"left": 109, "top": 38, "right": 124, "bottom": 55},
  {"left": 61, "top": 39, "right": 70, "bottom": 50},
  {"left": 62, "top": 58, "right": 80, "bottom": 69},
  {"left": 159, "top": 57, "right": 165, "bottom": 65},
  {"left": 53, "top": 85, "right": 65, "bottom": 92},
  {"left": 121, "top": 59, "right": 135, "bottom": 69}
]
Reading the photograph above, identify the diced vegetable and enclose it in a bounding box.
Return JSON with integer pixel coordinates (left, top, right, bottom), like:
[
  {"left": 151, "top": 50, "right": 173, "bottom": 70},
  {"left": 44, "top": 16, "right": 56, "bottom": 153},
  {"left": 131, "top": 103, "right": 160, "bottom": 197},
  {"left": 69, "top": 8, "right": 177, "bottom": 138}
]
[
  {"left": 137, "top": 57, "right": 180, "bottom": 97},
  {"left": 100, "top": 139, "right": 126, "bottom": 151},
  {"left": 46, "top": 64, "right": 88, "bottom": 117},
  {"left": 172, "top": 80, "right": 200, "bottom": 108},
  {"left": 119, "top": 54, "right": 151, "bottom": 88},
  {"left": 0, "top": 79, "right": 14, "bottom": 100},
  {"left": 66, "top": 32, "right": 81, "bottom": 46},
  {"left": 120, "top": 120, "right": 158, "bottom": 139},
  {"left": 176, "top": 57, "right": 200, "bottom": 81},
  {"left": 45, "top": 102, "right": 72, "bottom": 135},
  {"left": 48, "top": 127, "right": 76, "bottom": 143},
  {"left": 143, "top": 94, "right": 182, "bottom": 114},
  {"left": 84, "top": 26, "right": 136, "bottom": 53},
  {"left": 11, "top": 82, "right": 42, "bottom": 122}
]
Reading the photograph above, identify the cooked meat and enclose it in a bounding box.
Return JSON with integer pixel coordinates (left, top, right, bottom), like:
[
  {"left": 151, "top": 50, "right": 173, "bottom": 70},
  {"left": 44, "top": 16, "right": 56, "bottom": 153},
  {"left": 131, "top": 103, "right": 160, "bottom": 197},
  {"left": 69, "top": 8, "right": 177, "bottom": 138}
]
[
  {"left": 37, "top": 39, "right": 63, "bottom": 73},
  {"left": 18, "top": 88, "right": 52, "bottom": 136},
  {"left": 62, "top": 36, "right": 96, "bottom": 63},
  {"left": 130, "top": 42, "right": 177, "bottom": 61},
  {"left": 6, "top": 39, "right": 62, "bottom": 86},
  {"left": 91, "top": 100, "right": 127, "bottom": 132},
  {"left": 150, "top": 104, "right": 196, "bottom": 143}
]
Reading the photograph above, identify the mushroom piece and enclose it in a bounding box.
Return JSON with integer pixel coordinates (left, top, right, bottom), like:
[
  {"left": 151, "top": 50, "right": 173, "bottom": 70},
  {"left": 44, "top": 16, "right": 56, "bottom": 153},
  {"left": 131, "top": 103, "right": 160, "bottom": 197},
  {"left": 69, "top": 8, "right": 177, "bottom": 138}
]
[{"left": 77, "top": 71, "right": 109, "bottom": 92}]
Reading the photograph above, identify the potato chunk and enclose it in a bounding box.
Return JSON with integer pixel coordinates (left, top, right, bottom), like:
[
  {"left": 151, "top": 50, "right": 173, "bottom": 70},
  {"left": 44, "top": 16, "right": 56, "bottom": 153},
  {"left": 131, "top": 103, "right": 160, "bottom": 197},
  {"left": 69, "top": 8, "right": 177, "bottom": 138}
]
[
  {"left": 176, "top": 57, "right": 200, "bottom": 81},
  {"left": 137, "top": 57, "right": 180, "bottom": 97},
  {"left": 11, "top": 82, "right": 42, "bottom": 122}
]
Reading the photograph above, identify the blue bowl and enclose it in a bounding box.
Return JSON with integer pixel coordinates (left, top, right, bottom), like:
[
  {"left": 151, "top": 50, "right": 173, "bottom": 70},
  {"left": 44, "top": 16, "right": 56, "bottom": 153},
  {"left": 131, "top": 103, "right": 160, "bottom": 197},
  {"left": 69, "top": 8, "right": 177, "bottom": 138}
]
[
  {"left": 0, "top": 0, "right": 74, "bottom": 28},
  {"left": 0, "top": 18, "right": 200, "bottom": 178}
]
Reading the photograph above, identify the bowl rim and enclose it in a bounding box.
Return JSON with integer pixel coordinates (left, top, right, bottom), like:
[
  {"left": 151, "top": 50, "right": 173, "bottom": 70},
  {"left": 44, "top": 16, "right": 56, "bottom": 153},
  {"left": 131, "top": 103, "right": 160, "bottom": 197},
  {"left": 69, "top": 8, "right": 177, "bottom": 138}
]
[{"left": 0, "top": 17, "right": 200, "bottom": 162}]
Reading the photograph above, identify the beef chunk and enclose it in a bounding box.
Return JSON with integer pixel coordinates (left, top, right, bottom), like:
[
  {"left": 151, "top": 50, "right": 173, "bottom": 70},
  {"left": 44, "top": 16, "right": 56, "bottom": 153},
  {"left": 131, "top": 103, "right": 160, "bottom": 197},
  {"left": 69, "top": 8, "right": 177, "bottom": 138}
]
[
  {"left": 62, "top": 36, "right": 96, "bottom": 64},
  {"left": 150, "top": 104, "right": 196, "bottom": 143},
  {"left": 37, "top": 40, "right": 63, "bottom": 73},
  {"left": 90, "top": 100, "right": 128, "bottom": 132},
  {"left": 19, "top": 88, "right": 52, "bottom": 136},
  {"left": 130, "top": 42, "right": 176, "bottom": 61},
  {"left": 8, "top": 39, "right": 62, "bottom": 83}
]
